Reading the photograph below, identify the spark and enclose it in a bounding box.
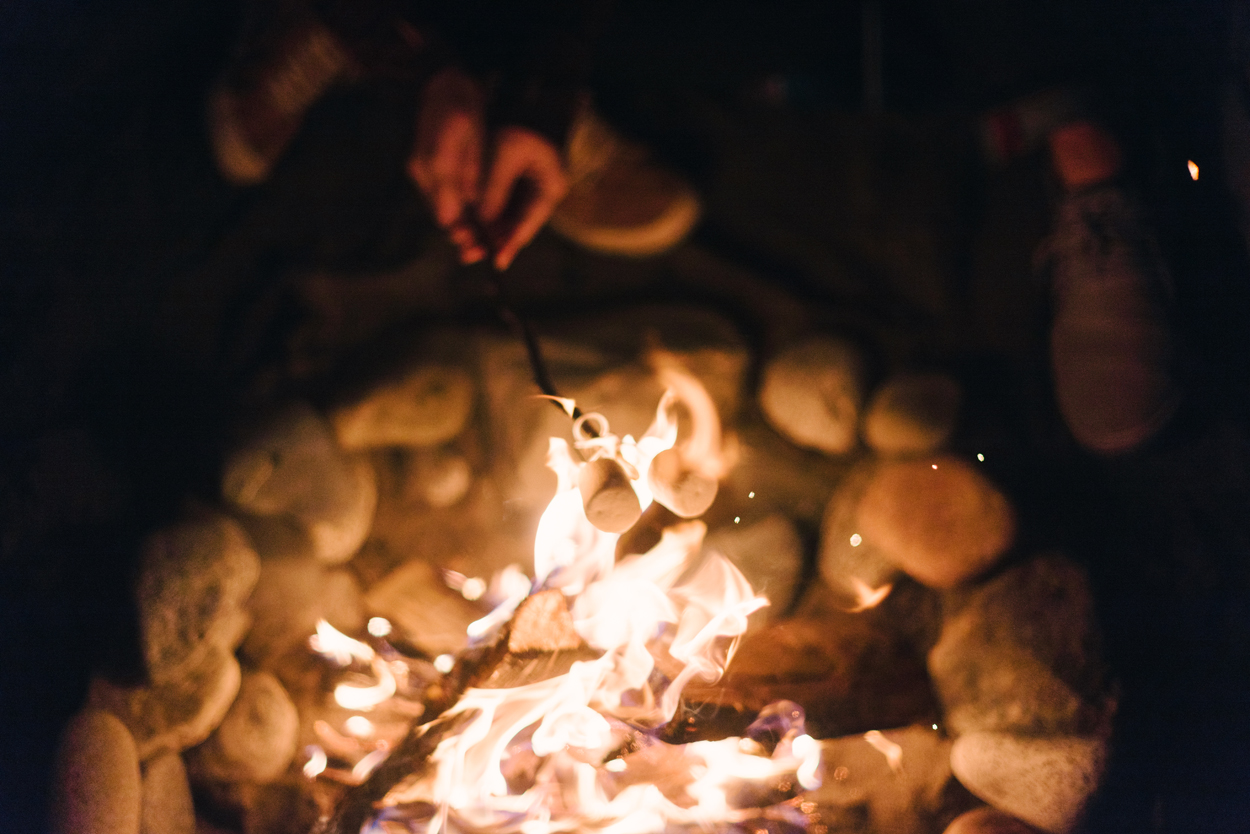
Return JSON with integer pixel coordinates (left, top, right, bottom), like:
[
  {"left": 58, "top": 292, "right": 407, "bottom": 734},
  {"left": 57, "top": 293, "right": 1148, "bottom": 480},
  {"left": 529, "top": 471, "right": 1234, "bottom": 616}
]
[
  {"left": 734, "top": 516, "right": 741, "bottom": 524},
  {"left": 434, "top": 654, "right": 455, "bottom": 674},
  {"left": 849, "top": 533, "right": 862, "bottom": 547},
  {"left": 748, "top": 491, "right": 755, "bottom": 498},
  {"left": 976, "top": 453, "right": 984, "bottom": 462},
  {"left": 931, "top": 464, "right": 938, "bottom": 470},
  {"left": 1188, "top": 160, "right": 1199, "bottom": 181},
  {"left": 367, "top": 617, "right": 392, "bottom": 637},
  {"left": 345, "top": 716, "right": 375, "bottom": 738}
]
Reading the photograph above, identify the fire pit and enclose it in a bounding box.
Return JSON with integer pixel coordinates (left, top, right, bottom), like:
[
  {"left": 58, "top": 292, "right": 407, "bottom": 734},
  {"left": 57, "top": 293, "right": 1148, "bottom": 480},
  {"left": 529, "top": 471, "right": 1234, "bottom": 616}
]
[{"left": 48, "top": 306, "right": 1113, "bottom": 834}]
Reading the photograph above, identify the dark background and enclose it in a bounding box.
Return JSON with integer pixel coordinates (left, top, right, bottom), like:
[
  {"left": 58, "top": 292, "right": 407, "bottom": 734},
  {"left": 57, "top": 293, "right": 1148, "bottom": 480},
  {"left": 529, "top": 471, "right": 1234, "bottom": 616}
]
[{"left": 3, "top": 1, "right": 1249, "bottom": 832}]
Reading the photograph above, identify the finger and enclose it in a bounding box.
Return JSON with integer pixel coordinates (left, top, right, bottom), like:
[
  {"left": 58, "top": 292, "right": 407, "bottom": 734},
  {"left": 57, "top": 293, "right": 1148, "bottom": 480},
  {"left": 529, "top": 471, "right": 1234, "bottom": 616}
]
[
  {"left": 479, "top": 144, "right": 528, "bottom": 225},
  {"left": 495, "top": 161, "right": 567, "bottom": 270}
]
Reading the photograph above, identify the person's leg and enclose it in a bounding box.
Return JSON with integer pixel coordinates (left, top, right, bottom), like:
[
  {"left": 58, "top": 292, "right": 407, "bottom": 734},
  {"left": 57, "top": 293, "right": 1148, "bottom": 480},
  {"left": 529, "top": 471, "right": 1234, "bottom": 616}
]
[{"left": 1042, "top": 121, "right": 1181, "bottom": 454}]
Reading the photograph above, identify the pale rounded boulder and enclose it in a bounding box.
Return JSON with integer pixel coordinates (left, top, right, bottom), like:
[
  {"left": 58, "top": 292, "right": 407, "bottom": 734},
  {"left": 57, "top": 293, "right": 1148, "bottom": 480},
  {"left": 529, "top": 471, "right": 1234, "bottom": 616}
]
[
  {"left": 862, "top": 371, "right": 961, "bottom": 456},
  {"left": 759, "top": 336, "right": 865, "bottom": 455},
  {"left": 332, "top": 365, "right": 475, "bottom": 450},
  {"left": 855, "top": 455, "right": 1015, "bottom": 588},
  {"left": 50, "top": 709, "right": 142, "bottom": 834},
  {"left": 137, "top": 513, "right": 259, "bottom": 685},
  {"left": 186, "top": 671, "right": 299, "bottom": 784},
  {"left": 943, "top": 807, "right": 1040, "bottom": 834},
  {"left": 140, "top": 752, "right": 195, "bottom": 834},
  {"left": 951, "top": 732, "right": 1107, "bottom": 834},
  {"left": 222, "top": 404, "right": 377, "bottom": 565}
]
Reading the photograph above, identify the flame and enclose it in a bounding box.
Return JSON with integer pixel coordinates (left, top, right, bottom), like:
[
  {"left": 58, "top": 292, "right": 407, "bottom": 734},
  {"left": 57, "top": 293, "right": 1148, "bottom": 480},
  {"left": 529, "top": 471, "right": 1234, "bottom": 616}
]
[
  {"left": 336, "top": 368, "right": 821, "bottom": 832},
  {"left": 309, "top": 619, "right": 397, "bottom": 710},
  {"left": 863, "top": 730, "right": 904, "bottom": 775},
  {"left": 846, "top": 577, "right": 893, "bottom": 612}
]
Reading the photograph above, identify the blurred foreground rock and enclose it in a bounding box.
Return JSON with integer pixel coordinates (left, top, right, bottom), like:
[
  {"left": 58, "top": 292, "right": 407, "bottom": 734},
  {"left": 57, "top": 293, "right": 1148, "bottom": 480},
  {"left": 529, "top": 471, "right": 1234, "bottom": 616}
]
[
  {"left": 242, "top": 556, "right": 365, "bottom": 668},
  {"left": 331, "top": 364, "right": 475, "bottom": 450},
  {"left": 223, "top": 405, "right": 377, "bottom": 564},
  {"left": 927, "top": 554, "right": 1112, "bottom": 738},
  {"left": 186, "top": 671, "right": 299, "bottom": 784},
  {"left": 141, "top": 752, "right": 196, "bottom": 834},
  {"left": 50, "top": 709, "right": 142, "bottom": 834},
  {"left": 759, "top": 336, "right": 865, "bottom": 455},
  {"left": 856, "top": 456, "right": 1015, "bottom": 588},
  {"left": 950, "top": 732, "right": 1106, "bottom": 834},
  {"left": 90, "top": 646, "right": 242, "bottom": 760},
  {"left": 138, "top": 513, "right": 259, "bottom": 685},
  {"left": 862, "top": 372, "right": 961, "bottom": 456}
]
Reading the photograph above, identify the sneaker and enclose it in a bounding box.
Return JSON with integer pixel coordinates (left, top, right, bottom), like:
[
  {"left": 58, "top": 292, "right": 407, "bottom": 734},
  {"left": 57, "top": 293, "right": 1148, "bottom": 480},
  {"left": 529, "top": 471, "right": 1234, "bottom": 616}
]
[
  {"left": 208, "top": 13, "right": 355, "bottom": 185},
  {"left": 548, "top": 109, "right": 702, "bottom": 257},
  {"left": 1041, "top": 186, "right": 1182, "bottom": 454}
]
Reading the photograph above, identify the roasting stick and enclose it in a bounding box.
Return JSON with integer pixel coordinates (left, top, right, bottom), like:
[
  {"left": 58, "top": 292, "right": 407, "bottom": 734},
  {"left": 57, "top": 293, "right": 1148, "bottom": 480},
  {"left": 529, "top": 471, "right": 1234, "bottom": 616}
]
[
  {"left": 460, "top": 211, "right": 595, "bottom": 433},
  {"left": 465, "top": 213, "right": 640, "bottom": 533}
]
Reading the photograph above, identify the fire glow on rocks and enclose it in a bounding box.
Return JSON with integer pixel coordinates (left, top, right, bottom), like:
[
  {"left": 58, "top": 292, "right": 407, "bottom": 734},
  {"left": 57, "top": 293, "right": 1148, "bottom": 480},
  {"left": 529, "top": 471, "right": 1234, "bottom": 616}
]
[{"left": 309, "top": 363, "right": 825, "bottom": 834}]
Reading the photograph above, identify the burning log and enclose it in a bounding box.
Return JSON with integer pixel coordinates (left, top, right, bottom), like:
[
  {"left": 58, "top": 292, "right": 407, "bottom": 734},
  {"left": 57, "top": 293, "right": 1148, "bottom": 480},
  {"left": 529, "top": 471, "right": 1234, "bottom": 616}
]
[{"left": 313, "top": 590, "right": 598, "bottom": 834}]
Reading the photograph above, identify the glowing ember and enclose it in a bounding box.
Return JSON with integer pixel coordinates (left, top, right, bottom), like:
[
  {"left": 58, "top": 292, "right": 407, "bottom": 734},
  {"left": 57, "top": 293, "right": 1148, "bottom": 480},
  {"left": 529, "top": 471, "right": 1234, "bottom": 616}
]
[{"left": 846, "top": 578, "right": 893, "bottom": 612}]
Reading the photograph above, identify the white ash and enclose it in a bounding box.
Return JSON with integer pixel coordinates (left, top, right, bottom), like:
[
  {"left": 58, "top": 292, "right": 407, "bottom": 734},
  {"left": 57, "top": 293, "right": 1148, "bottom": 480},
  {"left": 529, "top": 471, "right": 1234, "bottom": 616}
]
[
  {"left": 862, "top": 371, "right": 962, "bottom": 456},
  {"left": 759, "top": 335, "right": 866, "bottom": 455},
  {"left": 222, "top": 404, "right": 377, "bottom": 564},
  {"left": 140, "top": 753, "right": 195, "bottom": 834},
  {"left": 927, "top": 553, "right": 1113, "bottom": 740},
  {"left": 186, "top": 671, "right": 299, "bottom": 784},
  {"left": 950, "top": 732, "right": 1107, "bottom": 834},
  {"left": 89, "top": 646, "right": 241, "bottom": 761},
  {"left": 137, "top": 512, "right": 259, "bottom": 685},
  {"left": 331, "top": 364, "right": 476, "bottom": 451},
  {"left": 50, "top": 709, "right": 142, "bottom": 834}
]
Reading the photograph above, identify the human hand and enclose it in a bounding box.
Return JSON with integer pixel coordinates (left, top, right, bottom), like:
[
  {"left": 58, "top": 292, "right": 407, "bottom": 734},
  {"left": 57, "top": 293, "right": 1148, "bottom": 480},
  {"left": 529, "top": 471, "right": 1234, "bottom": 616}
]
[
  {"left": 408, "top": 68, "right": 489, "bottom": 264},
  {"left": 478, "top": 126, "right": 568, "bottom": 270}
]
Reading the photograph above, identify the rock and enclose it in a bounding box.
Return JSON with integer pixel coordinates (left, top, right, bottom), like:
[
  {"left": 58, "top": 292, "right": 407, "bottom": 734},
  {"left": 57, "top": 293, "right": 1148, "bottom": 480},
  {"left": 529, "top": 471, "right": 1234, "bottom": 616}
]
[
  {"left": 50, "top": 709, "right": 142, "bottom": 834},
  {"left": 863, "top": 372, "right": 962, "bottom": 456},
  {"left": 241, "top": 556, "right": 366, "bottom": 668},
  {"left": 819, "top": 462, "right": 903, "bottom": 609},
  {"left": 580, "top": 457, "right": 642, "bottom": 533},
  {"left": 856, "top": 456, "right": 1015, "bottom": 588},
  {"left": 950, "top": 732, "right": 1107, "bottom": 834},
  {"left": 332, "top": 364, "right": 475, "bottom": 450},
  {"left": 90, "top": 647, "right": 242, "bottom": 760},
  {"left": 187, "top": 672, "right": 299, "bottom": 784},
  {"left": 241, "top": 781, "right": 322, "bottom": 834},
  {"left": 927, "top": 554, "right": 1112, "bottom": 738},
  {"left": 806, "top": 725, "right": 967, "bottom": 834},
  {"left": 141, "top": 753, "right": 195, "bottom": 834},
  {"left": 364, "top": 558, "right": 482, "bottom": 657},
  {"left": 704, "top": 514, "right": 803, "bottom": 620},
  {"left": 943, "top": 807, "right": 1041, "bottom": 834},
  {"left": 759, "top": 336, "right": 865, "bottom": 455},
  {"left": 222, "top": 405, "right": 377, "bottom": 564},
  {"left": 138, "top": 513, "right": 260, "bottom": 685},
  {"left": 401, "top": 447, "right": 473, "bottom": 508}
]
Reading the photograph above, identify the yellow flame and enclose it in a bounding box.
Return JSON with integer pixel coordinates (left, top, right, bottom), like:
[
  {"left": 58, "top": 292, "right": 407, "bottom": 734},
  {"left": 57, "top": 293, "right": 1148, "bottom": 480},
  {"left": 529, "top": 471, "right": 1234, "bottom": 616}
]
[
  {"left": 863, "top": 730, "right": 904, "bottom": 775},
  {"left": 846, "top": 578, "right": 893, "bottom": 612}
]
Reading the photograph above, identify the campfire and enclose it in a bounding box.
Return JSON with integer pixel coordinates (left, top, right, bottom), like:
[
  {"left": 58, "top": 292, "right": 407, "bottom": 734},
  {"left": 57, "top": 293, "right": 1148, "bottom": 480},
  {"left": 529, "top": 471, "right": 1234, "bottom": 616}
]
[{"left": 49, "top": 310, "right": 1114, "bottom": 834}]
